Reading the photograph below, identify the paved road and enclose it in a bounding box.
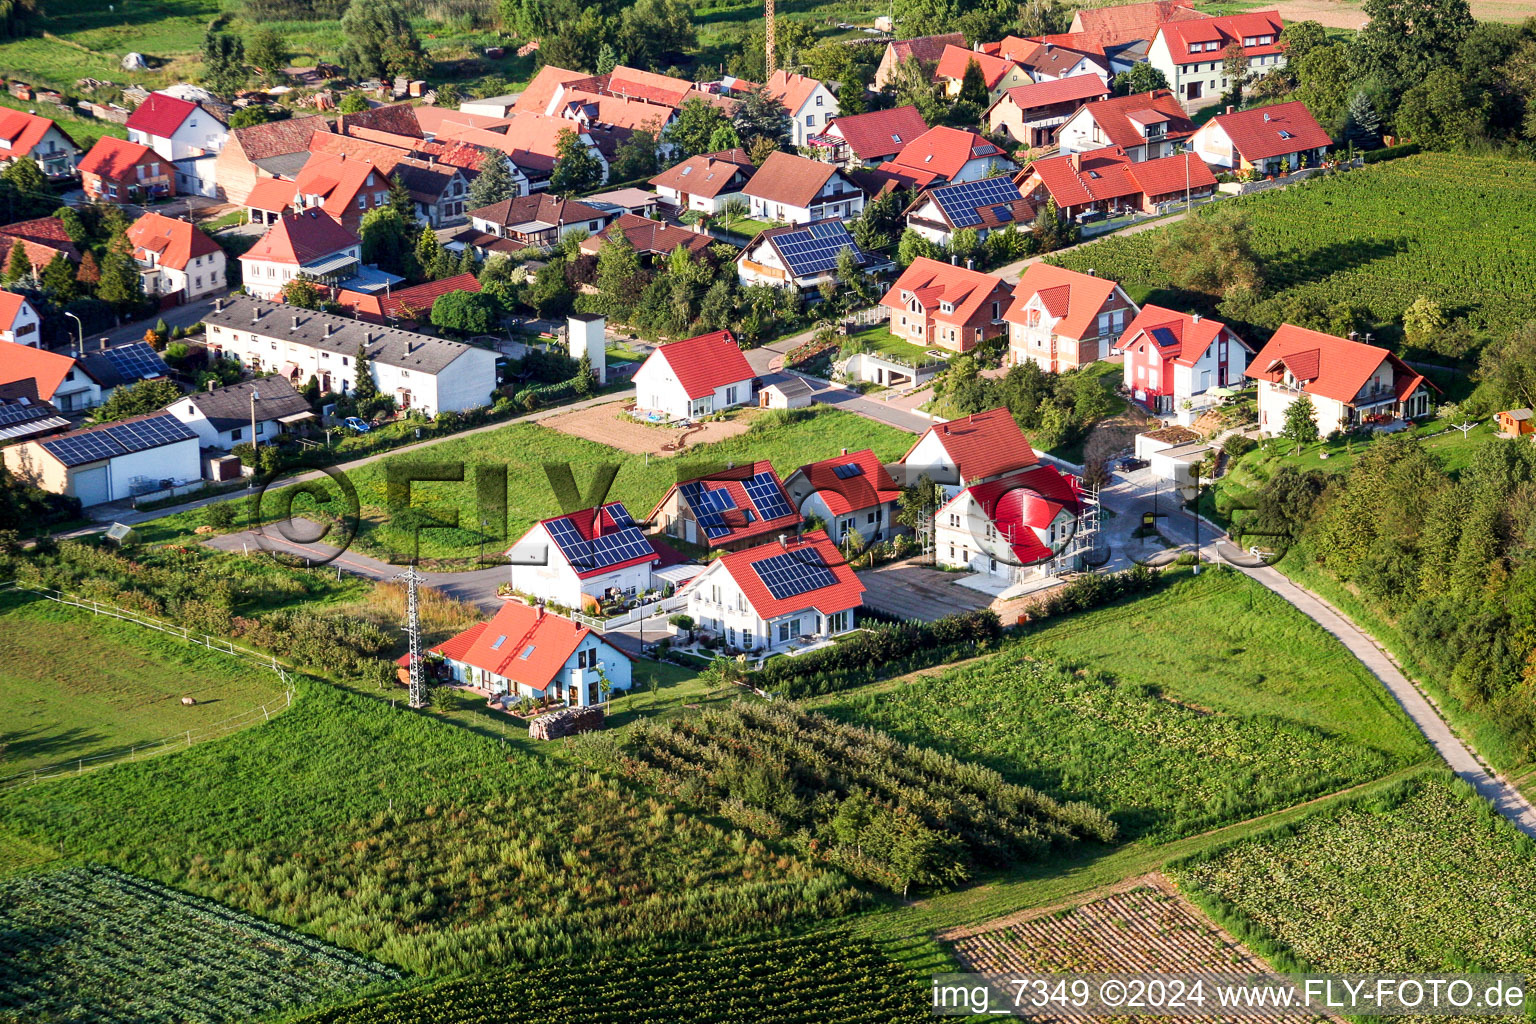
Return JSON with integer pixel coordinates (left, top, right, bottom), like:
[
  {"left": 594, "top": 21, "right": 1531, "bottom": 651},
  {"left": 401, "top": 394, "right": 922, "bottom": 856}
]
[{"left": 746, "top": 330, "right": 936, "bottom": 434}]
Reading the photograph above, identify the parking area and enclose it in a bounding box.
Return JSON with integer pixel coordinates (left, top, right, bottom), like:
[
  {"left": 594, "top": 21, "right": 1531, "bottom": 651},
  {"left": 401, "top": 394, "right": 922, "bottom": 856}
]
[{"left": 856, "top": 561, "right": 996, "bottom": 622}]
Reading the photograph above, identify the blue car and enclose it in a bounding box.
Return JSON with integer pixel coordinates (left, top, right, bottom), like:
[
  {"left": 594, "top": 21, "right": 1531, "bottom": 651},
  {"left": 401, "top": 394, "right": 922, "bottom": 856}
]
[{"left": 343, "top": 416, "right": 372, "bottom": 433}]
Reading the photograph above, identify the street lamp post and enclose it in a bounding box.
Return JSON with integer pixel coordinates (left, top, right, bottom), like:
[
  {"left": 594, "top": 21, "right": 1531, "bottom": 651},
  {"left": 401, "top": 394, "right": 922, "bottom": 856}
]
[
  {"left": 250, "top": 390, "right": 261, "bottom": 451},
  {"left": 64, "top": 311, "right": 84, "bottom": 357}
]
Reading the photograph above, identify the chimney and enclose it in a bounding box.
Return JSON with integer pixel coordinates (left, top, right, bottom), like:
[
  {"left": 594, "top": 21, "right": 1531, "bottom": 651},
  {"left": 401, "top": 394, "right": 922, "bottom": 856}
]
[
  {"left": 1191, "top": 312, "right": 1201, "bottom": 323},
  {"left": 966, "top": 258, "right": 974, "bottom": 270},
  {"left": 1068, "top": 152, "right": 1081, "bottom": 172},
  {"left": 252, "top": 308, "right": 260, "bottom": 324},
  {"left": 1086, "top": 267, "right": 1095, "bottom": 277},
  {"left": 841, "top": 447, "right": 848, "bottom": 455},
  {"left": 1226, "top": 105, "right": 1234, "bottom": 114},
  {"left": 207, "top": 379, "right": 216, "bottom": 391},
  {"left": 214, "top": 297, "right": 223, "bottom": 312},
  {"left": 291, "top": 315, "right": 299, "bottom": 331},
  {"left": 950, "top": 254, "right": 958, "bottom": 265},
  {"left": 535, "top": 602, "right": 545, "bottom": 620},
  {"left": 1348, "top": 330, "right": 1358, "bottom": 341},
  {"left": 325, "top": 323, "right": 334, "bottom": 338},
  {"left": 1045, "top": 42, "right": 1053, "bottom": 53}
]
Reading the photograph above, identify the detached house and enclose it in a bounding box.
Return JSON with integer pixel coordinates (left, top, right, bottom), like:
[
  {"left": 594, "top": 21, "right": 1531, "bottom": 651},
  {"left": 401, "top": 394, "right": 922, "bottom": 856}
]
[
  {"left": 78, "top": 137, "right": 172, "bottom": 202},
  {"left": 1005, "top": 263, "right": 1138, "bottom": 371},
  {"left": 810, "top": 105, "right": 929, "bottom": 167},
  {"left": 901, "top": 406, "right": 1040, "bottom": 499},
  {"left": 880, "top": 257, "right": 1011, "bottom": 354},
  {"left": 125, "top": 92, "right": 228, "bottom": 196},
  {"left": 633, "top": 329, "right": 755, "bottom": 420},
  {"left": 1148, "top": 10, "right": 1285, "bottom": 107},
  {"left": 1055, "top": 89, "right": 1195, "bottom": 161},
  {"left": 166, "top": 376, "right": 314, "bottom": 450},
  {"left": 125, "top": 211, "right": 226, "bottom": 303},
  {"left": 881, "top": 126, "right": 1015, "bottom": 187},
  {"left": 986, "top": 74, "right": 1110, "bottom": 147},
  {"left": 765, "top": 70, "right": 839, "bottom": 147},
  {"left": 736, "top": 220, "right": 882, "bottom": 294},
  {"left": 650, "top": 462, "right": 803, "bottom": 551},
  {"left": 649, "top": 148, "right": 754, "bottom": 214},
  {"left": 461, "top": 194, "right": 616, "bottom": 255},
  {"left": 1017, "top": 146, "right": 1216, "bottom": 221},
  {"left": 783, "top": 448, "right": 903, "bottom": 546},
  {"left": 874, "top": 33, "right": 967, "bottom": 91},
  {"left": 238, "top": 209, "right": 368, "bottom": 301},
  {"left": 577, "top": 213, "right": 715, "bottom": 266},
  {"left": 1248, "top": 324, "right": 1435, "bottom": 436},
  {"left": 1189, "top": 100, "right": 1332, "bottom": 175},
  {"left": 990, "top": 37, "right": 1112, "bottom": 84},
  {"left": 681, "top": 530, "right": 863, "bottom": 654},
  {"left": 506, "top": 502, "right": 665, "bottom": 610},
  {"left": 742, "top": 151, "right": 866, "bottom": 225},
  {"left": 934, "top": 46, "right": 1032, "bottom": 107},
  {"left": 0, "top": 291, "right": 41, "bottom": 347},
  {"left": 903, "top": 177, "right": 1033, "bottom": 247},
  {"left": 0, "top": 109, "right": 79, "bottom": 177},
  {"left": 1119, "top": 305, "right": 1253, "bottom": 413},
  {"left": 0, "top": 341, "right": 102, "bottom": 412},
  {"left": 935, "top": 459, "right": 1083, "bottom": 584},
  {"left": 428, "top": 600, "right": 632, "bottom": 707}
]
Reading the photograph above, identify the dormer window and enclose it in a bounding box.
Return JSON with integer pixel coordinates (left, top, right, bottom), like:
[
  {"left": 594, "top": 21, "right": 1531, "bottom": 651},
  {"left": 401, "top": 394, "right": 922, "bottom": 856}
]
[
  {"left": 1188, "top": 42, "right": 1202, "bottom": 53},
  {"left": 940, "top": 301, "right": 953, "bottom": 314}
]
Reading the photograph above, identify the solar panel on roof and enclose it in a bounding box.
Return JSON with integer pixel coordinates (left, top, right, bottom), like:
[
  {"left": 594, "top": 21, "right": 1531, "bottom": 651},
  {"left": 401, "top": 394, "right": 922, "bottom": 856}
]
[
  {"left": 992, "top": 206, "right": 1013, "bottom": 222},
  {"left": 101, "top": 342, "right": 171, "bottom": 382},
  {"left": 775, "top": 221, "right": 869, "bottom": 279},
  {"left": 545, "top": 511, "right": 654, "bottom": 571},
  {"left": 43, "top": 432, "right": 119, "bottom": 466},
  {"left": 105, "top": 415, "right": 197, "bottom": 454},
  {"left": 832, "top": 462, "right": 864, "bottom": 479},
  {"left": 1150, "top": 327, "right": 1180, "bottom": 349},
  {"left": 932, "top": 177, "right": 1024, "bottom": 228},
  {"left": 681, "top": 480, "right": 741, "bottom": 539},
  {"left": 744, "top": 471, "right": 794, "bottom": 522},
  {"left": 751, "top": 549, "right": 839, "bottom": 601}
]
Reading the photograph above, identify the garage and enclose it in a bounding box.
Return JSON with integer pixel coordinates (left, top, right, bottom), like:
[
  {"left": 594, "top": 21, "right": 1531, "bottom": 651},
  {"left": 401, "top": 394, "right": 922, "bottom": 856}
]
[{"left": 70, "top": 464, "right": 110, "bottom": 507}]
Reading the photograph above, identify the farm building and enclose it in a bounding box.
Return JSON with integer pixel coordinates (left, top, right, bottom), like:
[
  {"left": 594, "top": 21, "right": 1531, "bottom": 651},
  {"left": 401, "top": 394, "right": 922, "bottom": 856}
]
[
  {"left": 650, "top": 462, "right": 803, "bottom": 552},
  {"left": 505, "top": 502, "right": 668, "bottom": 611},
  {"left": 632, "top": 330, "right": 755, "bottom": 421},
  {"left": 4, "top": 412, "right": 201, "bottom": 507},
  {"left": 426, "top": 600, "right": 632, "bottom": 707},
  {"left": 782, "top": 448, "right": 902, "bottom": 546},
  {"left": 679, "top": 530, "right": 863, "bottom": 655}
]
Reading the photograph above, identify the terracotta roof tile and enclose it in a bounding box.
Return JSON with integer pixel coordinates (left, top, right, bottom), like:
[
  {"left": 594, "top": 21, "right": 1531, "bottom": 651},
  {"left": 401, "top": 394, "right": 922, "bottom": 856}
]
[
  {"left": 1069, "top": 89, "right": 1194, "bottom": 150},
  {"left": 696, "top": 530, "right": 864, "bottom": 620},
  {"left": 934, "top": 46, "right": 1020, "bottom": 88},
  {"left": 239, "top": 209, "right": 359, "bottom": 266},
  {"left": 1005, "top": 262, "right": 1123, "bottom": 340},
  {"left": 1247, "top": 323, "right": 1420, "bottom": 405},
  {"left": 903, "top": 407, "right": 1039, "bottom": 483},
  {"left": 1072, "top": 1, "right": 1207, "bottom": 49},
  {"left": 0, "top": 109, "right": 75, "bottom": 161},
  {"left": 1158, "top": 9, "right": 1284, "bottom": 64},
  {"left": 125, "top": 211, "right": 220, "bottom": 271},
  {"left": 764, "top": 70, "right": 824, "bottom": 113},
  {"left": 992, "top": 75, "right": 1109, "bottom": 115},
  {"left": 789, "top": 448, "right": 901, "bottom": 517},
  {"left": 511, "top": 65, "right": 588, "bottom": 115},
  {"left": 649, "top": 148, "right": 754, "bottom": 198},
  {"left": 430, "top": 601, "right": 614, "bottom": 691},
  {"left": 77, "top": 137, "right": 156, "bottom": 181},
  {"left": 1202, "top": 100, "right": 1332, "bottom": 161},
  {"left": 125, "top": 92, "right": 196, "bottom": 137},
  {"left": 0, "top": 340, "right": 78, "bottom": 400},
  {"left": 825, "top": 105, "right": 929, "bottom": 161},
  {"left": 880, "top": 256, "right": 1011, "bottom": 328},
  {"left": 742, "top": 150, "right": 837, "bottom": 208},
  {"left": 888, "top": 33, "right": 967, "bottom": 67},
  {"left": 885, "top": 125, "right": 1009, "bottom": 183}
]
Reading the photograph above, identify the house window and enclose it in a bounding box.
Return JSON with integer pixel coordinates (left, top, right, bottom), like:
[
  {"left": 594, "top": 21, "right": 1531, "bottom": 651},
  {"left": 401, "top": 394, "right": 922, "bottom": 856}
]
[
  {"left": 816, "top": 94, "right": 824, "bottom": 107},
  {"left": 743, "top": 630, "right": 753, "bottom": 649},
  {"left": 805, "top": 115, "right": 815, "bottom": 127},
  {"left": 231, "top": 427, "right": 243, "bottom": 440},
  {"left": 357, "top": 195, "right": 366, "bottom": 210},
  {"left": 728, "top": 627, "right": 737, "bottom": 645},
  {"left": 777, "top": 618, "right": 802, "bottom": 642}
]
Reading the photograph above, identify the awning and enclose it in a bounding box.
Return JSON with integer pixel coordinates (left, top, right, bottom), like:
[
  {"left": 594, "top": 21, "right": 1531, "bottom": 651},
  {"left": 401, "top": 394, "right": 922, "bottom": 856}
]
[
  {"left": 653, "top": 563, "right": 703, "bottom": 586},
  {"left": 280, "top": 362, "right": 302, "bottom": 379},
  {"left": 278, "top": 411, "right": 317, "bottom": 424},
  {"left": 300, "top": 252, "right": 360, "bottom": 276}
]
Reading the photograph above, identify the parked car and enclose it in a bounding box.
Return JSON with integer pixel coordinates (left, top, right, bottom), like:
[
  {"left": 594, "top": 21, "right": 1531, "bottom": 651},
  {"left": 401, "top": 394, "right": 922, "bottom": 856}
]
[
  {"left": 343, "top": 416, "right": 372, "bottom": 433},
  {"left": 1118, "top": 456, "right": 1148, "bottom": 471}
]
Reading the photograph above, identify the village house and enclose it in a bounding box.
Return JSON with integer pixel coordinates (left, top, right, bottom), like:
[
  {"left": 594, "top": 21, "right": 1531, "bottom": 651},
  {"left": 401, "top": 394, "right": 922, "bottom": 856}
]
[
  {"left": 783, "top": 448, "right": 903, "bottom": 546},
  {"left": 903, "top": 177, "right": 1034, "bottom": 247},
  {"left": 1248, "top": 323, "right": 1436, "bottom": 436},
  {"left": 78, "top": 137, "right": 173, "bottom": 202},
  {"left": 735, "top": 220, "right": 882, "bottom": 294},
  {"left": 0, "top": 341, "right": 103, "bottom": 412},
  {"left": 999, "top": 37, "right": 1115, "bottom": 83},
  {"left": 650, "top": 462, "right": 803, "bottom": 552},
  {"left": 880, "top": 256, "right": 1012, "bottom": 354},
  {"left": 3, "top": 411, "right": 201, "bottom": 507},
  {"left": 1005, "top": 263, "right": 1139, "bottom": 371},
  {"left": 934, "top": 459, "right": 1083, "bottom": 584},
  {"left": 125, "top": 211, "right": 226, "bottom": 304},
  {"left": 633, "top": 329, "right": 755, "bottom": 420},
  {"left": 1188, "top": 100, "right": 1333, "bottom": 175},
  {"left": 0, "top": 381, "right": 69, "bottom": 444},
  {"left": 901, "top": 406, "right": 1041, "bottom": 501},
  {"left": 0, "top": 291, "right": 41, "bottom": 347},
  {"left": 680, "top": 530, "right": 863, "bottom": 654},
  {"left": 874, "top": 33, "right": 968, "bottom": 91},
  {"left": 985, "top": 75, "right": 1110, "bottom": 147},
  {"left": 0, "top": 217, "right": 78, "bottom": 270},
  {"left": 765, "top": 69, "right": 839, "bottom": 147},
  {"left": 577, "top": 213, "right": 716, "bottom": 265},
  {"left": 302, "top": 132, "right": 474, "bottom": 229},
  {"left": 427, "top": 599, "right": 632, "bottom": 707},
  {"left": 1017, "top": 146, "right": 1216, "bottom": 222},
  {"left": 237, "top": 209, "right": 378, "bottom": 301},
  {"left": 1147, "top": 9, "right": 1286, "bottom": 108},
  {"left": 742, "top": 151, "right": 866, "bottom": 225},
  {"left": 165, "top": 376, "right": 314, "bottom": 450},
  {"left": 125, "top": 92, "right": 228, "bottom": 197},
  {"left": 807, "top": 105, "right": 929, "bottom": 167},
  {"left": 881, "top": 125, "right": 1015, "bottom": 187},
  {"left": 460, "top": 194, "right": 617, "bottom": 255},
  {"left": 333, "top": 273, "right": 483, "bottom": 326},
  {"left": 214, "top": 113, "right": 331, "bottom": 207},
  {"left": 1119, "top": 305, "right": 1253, "bottom": 413},
  {"left": 1069, "top": 1, "right": 1207, "bottom": 62},
  {"left": 201, "top": 297, "right": 497, "bottom": 415},
  {"left": 934, "top": 46, "right": 1033, "bottom": 107},
  {"left": 0, "top": 109, "right": 79, "bottom": 177},
  {"left": 1055, "top": 89, "right": 1195, "bottom": 162},
  {"left": 649, "top": 148, "right": 755, "bottom": 214},
  {"left": 506, "top": 502, "right": 666, "bottom": 610}
]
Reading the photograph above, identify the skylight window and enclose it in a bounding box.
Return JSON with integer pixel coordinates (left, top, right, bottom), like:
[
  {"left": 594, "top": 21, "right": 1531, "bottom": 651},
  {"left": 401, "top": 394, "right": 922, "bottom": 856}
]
[
  {"left": 891, "top": 133, "right": 902, "bottom": 143},
  {"left": 490, "top": 634, "right": 507, "bottom": 650},
  {"left": 519, "top": 645, "right": 536, "bottom": 660},
  {"left": 680, "top": 165, "right": 692, "bottom": 175},
  {"left": 1278, "top": 129, "right": 1295, "bottom": 139}
]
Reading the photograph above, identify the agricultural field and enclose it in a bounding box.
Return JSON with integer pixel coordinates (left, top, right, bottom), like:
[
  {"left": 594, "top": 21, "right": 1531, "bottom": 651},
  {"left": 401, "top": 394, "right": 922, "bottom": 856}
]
[
  {"left": 0, "top": 865, "right": 398, "bottom": 1024},
  {"left": 1052, "top": 153, "right": 1536, "bottom": 338},
  {"left": 825, "top": 572, "right": 1426, "bottom": 840},
  {"left": 297, "top": 931, "right": 926, "bottom": 1023},
  {"left": 1174, "top": 773, "right": 1536, "bottom": 982},
  {"left": 0, "top": 594, "right": 290, "bottom": 778}
]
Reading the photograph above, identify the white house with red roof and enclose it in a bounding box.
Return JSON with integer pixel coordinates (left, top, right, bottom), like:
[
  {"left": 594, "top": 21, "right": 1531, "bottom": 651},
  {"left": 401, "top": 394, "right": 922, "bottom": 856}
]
[
  {"left": 902, "top": 178, "right": 1034, "bottom": 248},
  {"left": 649, "top": 148, "right": 755, "bottom": 214},
  {"left": 783, "top": 449, "right": 902, "bottom": 546},
  {"left": 882, "top": 126, "right": 1016, "bottom": 186},
  {"left": 1017, "top": 146, "right": 1216, "bottom": 222},
  {"left": 0, "top": 109, "right": 79, "bottom": 177},
  {"left": 1119, "top": 305, "right": 1253, "bottom": 413},
  {"left": 681, "top": 530, "right": 863, "bottom": 654},
  {"left": 78, "top": 137, "right": 173, "bottom": 203},
  {"left": 935, "top": 461, "right": 1082, "bottom": 583},
  {"left": 633, "top": 329, "right": 756, "bottom": 420},
  {"left": 126, "top": 211, "right": 226, "bottom": 303},
  {"left": 506, "top": 502, "right": 668, "bottom": 610},
  {"left": 0, "top": 291, "right": 41, "bottom": 347},
  {"left": 1055, "top": 89, "right": 1196, "bottom": 162},
  {"left": 1148, "top": 10, "right": 1286, "bottom": 107},
  {"left": 0, "top": 340, "right": 102, "bottom": 412},
  {"left": 1004, "top": 263, "right": 1139, "bottom": 372},
  {"left": 125, "top": 92, "right": 229, "bottom": 197},
  {"left": 879, "top": 256, "right": 1012, "bottom": 354},
  {"left": 986, "top": 75, "right": 1110, "bottom": 147},
  {"left": 934, "top": 46, "right": 1033, "bottom": 107},
  {"left": 649, "top": 461, "right": 803, "bottom": 552},
  {"left": 765, "top": 69, "right": 839, "bottom": 147},
  {"left": 811, "top": 106, "right": 929, "bottom": 167},
  {"left": 742, "top": 150, "right": 866, "bottom": 225},
  {"left": 901, "top": 406, "right": 1040, "bottom": 499},
  {"left": 427, "top": 600, "right": 632, "bottom": 706},
  {"left": 239, "top": 209, "right": 366, "bottom": 300},
  {"left": 1248, "top": 324, "right": 1435, "bottom": 436},
  {"left": 1188, "top": 100, "right": 1333, "bottom": 175}
]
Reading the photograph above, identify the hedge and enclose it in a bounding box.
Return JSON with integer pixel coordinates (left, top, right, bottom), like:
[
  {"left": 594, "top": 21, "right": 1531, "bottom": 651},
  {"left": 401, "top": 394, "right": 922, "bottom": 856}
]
[{"left": 762, "top": 609, "right": 1003, "bottom": 698}]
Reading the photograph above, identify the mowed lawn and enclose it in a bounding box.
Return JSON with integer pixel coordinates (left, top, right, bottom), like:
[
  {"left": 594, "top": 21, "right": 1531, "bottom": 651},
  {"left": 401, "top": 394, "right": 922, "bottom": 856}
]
[
  {"left": 0, "top": 596, "right": 290, "bottom": 777},
  {"left": 299, "top": 407, "right": 914, "bottom": 562}
]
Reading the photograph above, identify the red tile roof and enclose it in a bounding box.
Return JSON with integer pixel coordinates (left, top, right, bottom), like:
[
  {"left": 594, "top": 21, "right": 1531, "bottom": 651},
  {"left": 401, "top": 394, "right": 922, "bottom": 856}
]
[
  {"left": 0, "top": 109, "right": 74, "bottom": 161},
  {"left": 239, "top": 209, "right": 359, "bottom": 266},
  {"left": 1247, "top": 324, "right": 1422, "bottom": 405},
  {"left": 0, "top": 340, "right": 78, "bottom": 400},
  {"left": 1158, "top": 10, "right": 1284, "bottom": 64},
  {"left": 742, "top": 150, "right": 838, "bottom": 208},
  {"left": 764, "top": 69, "right": 824, "bottom": 113},
  {"left": 826, "top": 105, "right": 929, "bottom": 161},
  {"left": 1070, "top": 89, "right": 1194, "bottom": 150},
  {"left": 522, "top": 503, "right": 660, "bottom": 580},
  {"left": 1072, "top": 1, "right": 1207, "bottom": 49},
  {"left": 1020, "top": 146, "right": 1213, "bottom": 208},
  {"left": 649, "top": 148, "right": 754, "bottom": 198},
  {"left": 881, "top": 257, "right": 1011, "bottom": 328},
  {"left": 885, "top": 125, "right": 1008, "bottom": 183},
  {"left": 0, "top": 217, "right": 78, "bottom": 266},
  {"left": 702, "top": 530, "right": 864, "bottom": 620},
  {"left": 790, "top": 449, "right": 901, "bottom": 517},
  {"left": 125, "top": 211, "right": 221, "bottom": 271},
  {"left": 125, "top": 92, "right": 197, "bottom": 138},
  {"left": 77, "top": 136, "right": 156, "bottom": 181},
  {"left": 580, "top": 213, "right": 714, "bottom": 258},
  {"left": 245, "top": 176, "right": 298, "bottom": 213},
  {"left": 647, "top": 329, "right": 754, "bottom": 400},
  {"left": 935, "top": 45, "right": 1021, "bottom": 88},
  {"left": 430, "top": 601, "right": 620, "bottom": 692},
  {"left": 229, "top": 113, "right": 329, "bottom": 160},
  {"left": 949, "top": 464, "right": 1081, "bottom": 564},
  {"left": 650, "top": 460, "right": 802, "bottom": 548},
  {"left": 1118, "top": 304, "right": 1240, "bottom": 366},
  {"left": 992, "top": 74, "right": 1109, "bottom": 115},
  {"left": 1202, "top": 100, "right": 1333, "bottom": 161},
  {"left": 607, "top": 66, "right": 696, "bottom": 107},
  {"left": 887, "top": 33, "right": 968, "bottom": 67},
  {"left": 0, "top": 290, "right": 32, "bottom": 331},
  {"left": 1007, "top": 40, "right": 1108, "bottom": 79},
  {"left": 904, "top": 407, "right": 1038, "bottom": 484},
  {"left": 335, "top": 273, "right": 482, "bottom": 323},
  {"left": 510, "top": 65, "right": 589, "bottom": 115},
  {"left": 1006, "top": 262, "right": 1123, "bottom": 340}
]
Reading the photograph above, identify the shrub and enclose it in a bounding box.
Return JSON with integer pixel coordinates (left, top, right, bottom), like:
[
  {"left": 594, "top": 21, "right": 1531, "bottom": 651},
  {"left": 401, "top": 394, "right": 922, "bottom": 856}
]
[{"left": 760, "top": 610, "right": 1003, "bottom": 698}]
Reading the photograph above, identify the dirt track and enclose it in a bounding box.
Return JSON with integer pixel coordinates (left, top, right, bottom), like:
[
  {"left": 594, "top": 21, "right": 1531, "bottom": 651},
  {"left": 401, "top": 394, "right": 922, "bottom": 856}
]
[
  {"left": 1265, "top": 0, "right": 1525, "bottom": 28},
  {"left": 540, "top": 400, "right": 755, "bottom": 455}
]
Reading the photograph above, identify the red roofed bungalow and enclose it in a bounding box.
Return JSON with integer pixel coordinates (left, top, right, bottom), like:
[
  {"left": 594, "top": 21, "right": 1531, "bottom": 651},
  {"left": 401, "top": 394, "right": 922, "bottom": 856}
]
[
  {"left": 78, "top": 137, "right": 173, "bottom": 203},
  {"left": 633, "top": 329, "right": 756, "bottom": 420},
  {"left": 1004, "top": 262, "right": 1140, "bottom": 371},
  {"left": 879, "top": 256, "right": 1012, "bottom": 353},
  {"left": 902, "top": 406, "right": 1040, "bottom": 495},
  {"left": 810, "top": 105, "right": 930, "bottom": 166},
  {"left": 1249, "top": 324, "right": 1436, "bottom": 436},
  {"left": 783, "top": 449, "right": 903, "bottom": 546},
  {"left": 1015, "top": 145, "right": 1216, "bottom": 224},
  {"left": 334, "top": 273, "right": 483, "bottom": 325},
  {"left": 985, "top": 74, "right": 1111, "bottom": 147},
  {"left": 1188, "top": 100, "right": 1333, "bottom": 175},
  {"left": 650, "top": 460, "right": 803, "bottom": 552},
  {"left": 1119, "top": 305, "right": 1254, "bottom": 413},
  {"left": 934, "top": 462, "right": 1082, "bottom": 584},
  {"left": 882, "top": 125, "right": 1016, "bottom": 186},
  {"left": 423, "top": 599, "right": 633, "bottom": 706},
  {"left": 681, "top": 530, "right": 863, "bottom": 655}
]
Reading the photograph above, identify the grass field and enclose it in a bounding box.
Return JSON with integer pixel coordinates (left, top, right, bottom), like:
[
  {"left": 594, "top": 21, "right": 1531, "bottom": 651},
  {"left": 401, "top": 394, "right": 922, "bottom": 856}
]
[
  {"left": 0, "top": 595, "right": 290, "bottom": 778},
  {"left": 824, "top": 571, "right": 1426, "bottom": 840},
  {"left": 0, "top": 865, "right": 399, "bottom": 1024},
  {"left": 0, "top": 94, "right": 126, "bottom": 150}
]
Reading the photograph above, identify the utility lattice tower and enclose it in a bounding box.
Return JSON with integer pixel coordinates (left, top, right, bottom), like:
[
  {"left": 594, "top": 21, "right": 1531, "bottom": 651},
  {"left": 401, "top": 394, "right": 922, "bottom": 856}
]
[
  {"left": 765, "top": 0, "right": 777, "bottom": 76},
  {"left": 395, "top": 564, "right": 427, "bottom": 708}
]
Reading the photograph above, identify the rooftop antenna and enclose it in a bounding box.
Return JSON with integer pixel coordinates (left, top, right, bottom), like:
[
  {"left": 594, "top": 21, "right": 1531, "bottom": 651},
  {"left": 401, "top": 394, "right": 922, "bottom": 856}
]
[
  {"left": 765, "top": 0, "right": 777, "bottom": 77},
  {"left": 393, "top": 563, "right": 427, "bottom": 708}
]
